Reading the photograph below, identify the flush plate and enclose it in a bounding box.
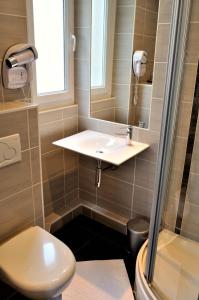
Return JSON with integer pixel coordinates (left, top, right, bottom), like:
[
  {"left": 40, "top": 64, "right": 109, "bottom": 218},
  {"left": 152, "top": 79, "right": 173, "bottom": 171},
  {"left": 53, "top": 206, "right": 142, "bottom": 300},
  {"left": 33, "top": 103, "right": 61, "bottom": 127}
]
[{"left": 0, "top": 134, "right": 22, "bottom": 168}]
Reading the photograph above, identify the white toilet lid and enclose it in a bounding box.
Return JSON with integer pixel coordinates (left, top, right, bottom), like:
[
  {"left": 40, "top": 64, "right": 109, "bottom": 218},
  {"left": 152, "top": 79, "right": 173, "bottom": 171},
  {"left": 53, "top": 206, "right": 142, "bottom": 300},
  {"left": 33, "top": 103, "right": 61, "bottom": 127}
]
[{"left": 0, "top": 226, "right": 76, "bottom": 297}]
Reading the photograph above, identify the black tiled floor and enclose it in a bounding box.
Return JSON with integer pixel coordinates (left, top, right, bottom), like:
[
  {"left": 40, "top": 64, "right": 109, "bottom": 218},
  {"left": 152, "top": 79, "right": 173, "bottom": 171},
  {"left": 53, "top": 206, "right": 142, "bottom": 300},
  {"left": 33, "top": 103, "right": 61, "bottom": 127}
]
[
  {"left": 53, "top": 215, "right": 136, "bottom": 284},
  {"left": 1, "top": 215, "right": 136, "bottom": 300}
]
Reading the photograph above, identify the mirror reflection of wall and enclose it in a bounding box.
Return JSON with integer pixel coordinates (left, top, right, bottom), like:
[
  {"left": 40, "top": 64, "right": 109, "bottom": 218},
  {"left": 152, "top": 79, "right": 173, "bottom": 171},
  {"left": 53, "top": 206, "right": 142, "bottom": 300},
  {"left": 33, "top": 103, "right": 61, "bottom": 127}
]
[{"left": 90, "top": 0, "right": 159, "bottom": 128}]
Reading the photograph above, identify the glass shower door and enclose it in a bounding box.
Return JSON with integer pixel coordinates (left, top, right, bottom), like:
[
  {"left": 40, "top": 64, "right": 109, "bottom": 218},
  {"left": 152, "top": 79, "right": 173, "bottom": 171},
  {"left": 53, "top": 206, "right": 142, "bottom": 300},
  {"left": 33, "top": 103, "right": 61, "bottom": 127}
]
[
  {"left": 144, "top": 1, "right": 199, "bottom": 299},
  {"left": 152, "top": 65, "right": 199, "bottom": 300}
]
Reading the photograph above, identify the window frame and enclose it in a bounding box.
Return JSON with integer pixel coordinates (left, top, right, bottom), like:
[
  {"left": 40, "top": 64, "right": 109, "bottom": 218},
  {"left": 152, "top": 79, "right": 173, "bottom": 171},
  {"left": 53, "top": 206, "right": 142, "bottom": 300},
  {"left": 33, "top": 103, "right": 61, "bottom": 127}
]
[
  {"left": 91, "top": 0, "right": 116, "bottom": 100},
  {"left": 26, "top": 0, "right": 74, "bottom": 107}
]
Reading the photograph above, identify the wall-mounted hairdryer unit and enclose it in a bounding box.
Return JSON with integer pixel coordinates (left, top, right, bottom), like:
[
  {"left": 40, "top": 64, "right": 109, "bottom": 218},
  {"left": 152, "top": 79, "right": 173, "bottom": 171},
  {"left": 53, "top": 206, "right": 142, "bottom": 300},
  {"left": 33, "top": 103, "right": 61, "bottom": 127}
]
[
  {"left": 133, "top": 50, "right": 148, "bottom": 79},
  {"left": 2, "top": 43, "right": 38, "bottom": 89}
]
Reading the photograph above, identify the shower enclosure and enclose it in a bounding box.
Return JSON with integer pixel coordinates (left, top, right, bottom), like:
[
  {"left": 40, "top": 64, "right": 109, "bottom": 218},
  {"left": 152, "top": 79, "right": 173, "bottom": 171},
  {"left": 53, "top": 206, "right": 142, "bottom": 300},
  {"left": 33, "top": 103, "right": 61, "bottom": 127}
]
[{"left": 135, "top": 1, "right": 199, "bottom": 299}]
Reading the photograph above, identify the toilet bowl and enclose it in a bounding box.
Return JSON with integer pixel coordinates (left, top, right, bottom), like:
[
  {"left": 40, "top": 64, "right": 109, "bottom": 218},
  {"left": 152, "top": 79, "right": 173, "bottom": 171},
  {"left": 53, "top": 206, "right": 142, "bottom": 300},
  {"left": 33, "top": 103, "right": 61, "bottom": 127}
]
[{"left": 0, "top": 226, "right": 76, "bottom": 300}]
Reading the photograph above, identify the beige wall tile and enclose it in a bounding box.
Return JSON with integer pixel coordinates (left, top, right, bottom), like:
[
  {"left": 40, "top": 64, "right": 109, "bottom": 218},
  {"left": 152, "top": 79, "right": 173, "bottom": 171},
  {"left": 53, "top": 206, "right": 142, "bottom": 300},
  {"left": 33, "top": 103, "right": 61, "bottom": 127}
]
[
  {"left": 137, "top": 84, "right": 152, "bottom": 108},
  {"left": 79, "top": 189, "right": 96, "bottom": 204},
  {"left": 40, "top": 120, "right": 63, "bottom": 154},
  {"left": 134, "top": 7, "right": 145, "bottom": 35},
  {"left": 176, "top": 102, "right": 192, "bottom": 138},
  {"left": 185, "top": 22, "right": 199, "bottom": 64},
  {"left": 158, "top": 0, "right": 173, "bottom": 23},
  {"left": 135, "top": 159, "right": 156, "bottom": 190},
  {"left": 0, "top": 110, "right": 29, "bottom": 150},
  {"left": 117, "top": 0, "right": 135, "bottom": 5},
  {"left": 171, "top": 136, "right": 187, "bottom": 172},
  {"left": 64, "top": 116, "right": 78, "bottom": 137},
  {"left": 143, "top": 36, "right": 156, "bottom": 63},
  {"left": 63, "top": 105, "right": 78, "bottom": 119},
  {"left": 133, "top": 34, "right": 144, "bottom": 52},
  {"left": 104, "top": 158, "right": 135, "bottom": 184},
  {"left": 65, "top": 169, "right": 78, "bottom": 194},
  {"left": 0, "top": 188, "right": 34, "bottom": 242},
  {"left": 79, "top": 155, "right": 96, "bottom": 170},
  {"left": 64, "top": 149, "right": 78, "bottom": 171},
  {"left": 97, "top": 175, "right": 133, "bottom": 210},
  {"left": 115, "top": 6, "right": 135, "bottom": 34},
  {"left": 163, "top": 196, "right": 178, "bottom": 228},
  {"left": 186, "top": 173, "right": 199, "bottom": 206},
  {"left": 31, "top": 147, "right": 41, "bottom": 185},
  {"left": 91, "top": 98, "right": 115, "bottom": 112},
  {"left": 167, "top": 168, "right": 183, "bottom": 200},
  {"left": 92, "top": 108, "right": 115, "bottom": 122},
  {"left": 132, "top": 185, "right": 153, "bottom": 218},
  {"left": 180, "top": 64, "right": 198, "bottom": 102},
  {"left": 181, "top": 201, "right": 199, "bottom": 242},
  {"left": 191, "top": 138, "right": 199, "bottom": 174},
  {"left": 44, "top": 196, "right": 65, "bottom": 217},
  {"left": 155, "top": 24, "right": 170, "bottom": 62},
  {"left": 0, "top": 14, "right": 27, "bottom": 59},
  {"left": 144, "top": 11, "right": 158, "bottom": 36},
  {"left": 112, "top": 59, "right": 132, "bottom": 85},
  {"left": 39, "top": 108, "right": 63, "bottom": 124},
  {"left": 97, "top": 196, "right": 131, "bottom": 219},
  {"left": 145, "top": 0, "right": 159, "bottom": 12},
  {"left": 114, "top": 34, "right": 132, "bottom": 60},
  {"left": 79, "top": 167, "right": 97, "bottom": 195},
  {"left": 112, "top": 84, "right": 130, "bottom": 109},
  {"left": 32, "top": 183, "right": 44, "bottom": 220},
  {"left": 0, "top": 150, "right": 31, "bottom": 200},
  {"left": 0, "top": 0, "right": 26, "bottom": 16},
  {"left": 149, "top": 98, "right": 164, "bottom": 132},
  {"left": 138, "top": 129, "right": 159, "bottom": 162},
  {"left": 152, "top": 63, "right": 167, "bottom": 99},
  {"left": 28, "top": 108, "right": 39, "bottom": 148},
  {"left": 43, "top": 174, "right": 64, "bottom": 209},
  {"left": 3, "top": 86, "right": 30, "bottom": 102},
  {"left": 190, "top": 0, "right": 199, "bottom": 22},
  {"left": 42, "top": 149, "right": 64, "bottom": 181}
]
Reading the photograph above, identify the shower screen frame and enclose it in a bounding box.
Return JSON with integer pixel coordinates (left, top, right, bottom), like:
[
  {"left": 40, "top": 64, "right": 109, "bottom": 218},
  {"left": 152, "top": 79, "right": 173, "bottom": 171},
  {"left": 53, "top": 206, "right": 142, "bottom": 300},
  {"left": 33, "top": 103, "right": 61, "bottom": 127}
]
[{"left": 145, "top": 0, "right": 192, "bottom": 283}]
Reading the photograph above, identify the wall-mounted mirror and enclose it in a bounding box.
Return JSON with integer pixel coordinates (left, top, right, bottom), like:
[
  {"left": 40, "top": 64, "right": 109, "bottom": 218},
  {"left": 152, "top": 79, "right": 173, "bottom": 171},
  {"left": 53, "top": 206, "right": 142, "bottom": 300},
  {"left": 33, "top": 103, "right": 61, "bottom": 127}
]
[{"left": 90, "top": 0, "right": 159, "bottom": 128}]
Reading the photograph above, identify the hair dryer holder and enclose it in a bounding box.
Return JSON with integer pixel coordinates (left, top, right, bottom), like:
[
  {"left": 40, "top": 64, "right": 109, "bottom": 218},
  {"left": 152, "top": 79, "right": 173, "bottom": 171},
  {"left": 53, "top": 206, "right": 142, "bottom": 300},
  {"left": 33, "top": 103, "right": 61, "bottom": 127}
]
[{"left": 2, "top": 43, "right": 38, "bottom": 89}]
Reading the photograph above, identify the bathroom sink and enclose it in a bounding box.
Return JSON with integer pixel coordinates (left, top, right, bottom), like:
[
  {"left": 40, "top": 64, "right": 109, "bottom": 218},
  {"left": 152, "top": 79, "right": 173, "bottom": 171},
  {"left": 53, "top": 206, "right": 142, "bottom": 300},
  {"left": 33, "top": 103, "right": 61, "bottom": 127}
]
[{"left": 53, "top": 130, "right": 149, "bottom": 166}]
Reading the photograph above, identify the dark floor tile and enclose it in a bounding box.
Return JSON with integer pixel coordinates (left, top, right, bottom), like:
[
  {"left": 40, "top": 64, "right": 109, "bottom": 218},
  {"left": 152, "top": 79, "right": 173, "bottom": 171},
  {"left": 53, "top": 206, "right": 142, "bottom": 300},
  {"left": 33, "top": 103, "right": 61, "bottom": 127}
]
[
  {"left": 54, "top": 225, "right": 96, "bottom": 253},
  {"left": 75, "top": 236, "right": 129, "bottom": 261}
]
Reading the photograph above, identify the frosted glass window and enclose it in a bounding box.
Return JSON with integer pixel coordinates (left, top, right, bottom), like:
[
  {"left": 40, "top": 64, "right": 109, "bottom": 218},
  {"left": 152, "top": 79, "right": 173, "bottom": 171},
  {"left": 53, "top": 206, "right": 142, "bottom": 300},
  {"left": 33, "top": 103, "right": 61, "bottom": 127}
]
[
  {"left": 33, "top": 0, "right": 65, "bottom": 95},
  {"left": 91, "top": 0, "right": 107, "bottom": 88}
]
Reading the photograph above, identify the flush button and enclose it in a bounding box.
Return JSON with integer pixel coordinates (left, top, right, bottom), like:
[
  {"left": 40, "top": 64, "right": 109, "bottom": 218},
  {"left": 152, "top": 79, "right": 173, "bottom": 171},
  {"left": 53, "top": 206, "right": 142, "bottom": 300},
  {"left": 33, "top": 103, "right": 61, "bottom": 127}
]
[{"left": 0, "top": 134, "right": 21, "bottom": 168}]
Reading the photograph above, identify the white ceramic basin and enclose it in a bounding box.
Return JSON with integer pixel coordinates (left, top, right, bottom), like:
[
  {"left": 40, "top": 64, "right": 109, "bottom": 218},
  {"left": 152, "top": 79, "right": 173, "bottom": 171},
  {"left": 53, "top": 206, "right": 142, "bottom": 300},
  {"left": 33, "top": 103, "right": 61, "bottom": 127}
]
[{"left": 53, "top": 130, "right": 149, "bottom": 166}]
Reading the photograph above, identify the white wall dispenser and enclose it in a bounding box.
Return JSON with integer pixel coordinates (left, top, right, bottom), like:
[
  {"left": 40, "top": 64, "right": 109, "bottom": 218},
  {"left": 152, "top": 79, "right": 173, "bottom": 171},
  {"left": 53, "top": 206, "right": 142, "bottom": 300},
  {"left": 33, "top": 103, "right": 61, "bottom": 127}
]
[{"left": 2, "top": 43, "right": 38, "bottom": 89}]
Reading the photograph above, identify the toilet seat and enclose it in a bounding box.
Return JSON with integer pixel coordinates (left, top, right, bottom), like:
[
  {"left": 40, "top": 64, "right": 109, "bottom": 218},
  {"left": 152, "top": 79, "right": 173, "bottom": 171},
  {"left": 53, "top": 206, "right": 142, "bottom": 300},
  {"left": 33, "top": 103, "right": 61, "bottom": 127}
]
[{"left": 0, "top": 226, "right": 76, "bottom": 299}]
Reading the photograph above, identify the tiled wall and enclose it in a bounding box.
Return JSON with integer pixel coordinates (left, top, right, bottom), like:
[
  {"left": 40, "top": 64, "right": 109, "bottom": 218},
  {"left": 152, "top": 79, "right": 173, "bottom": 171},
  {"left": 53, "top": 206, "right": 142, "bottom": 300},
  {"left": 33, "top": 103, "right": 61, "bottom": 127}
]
[
  {"left": 113, "top": 1, "right": 135, "bottom": 124},
  {"left": 78, "top": 0, "right": 172, "bottom": 223},
  {"left": 0, "top": 0, "right": 43, "bottom": 246},
  {"left": 134, "top": 0, "right": 159, "bottom": 83},
  {"left": 0, "top": 106, "right": 44, "bottom": 243},
  {"left": 91, "top": 97, "right": 115, "bottom": 122},
  {"left": 134, "top": 83, "right": 152, "bottom": 127},
  {"left": 39, "top": 106, "right": 79, "bottom": 222},
  {"left": 163, "top": 0, "right": 199, "bottom": 242},
  {"left": 0, "top": 0, "right": 30, "bottom": 104}
]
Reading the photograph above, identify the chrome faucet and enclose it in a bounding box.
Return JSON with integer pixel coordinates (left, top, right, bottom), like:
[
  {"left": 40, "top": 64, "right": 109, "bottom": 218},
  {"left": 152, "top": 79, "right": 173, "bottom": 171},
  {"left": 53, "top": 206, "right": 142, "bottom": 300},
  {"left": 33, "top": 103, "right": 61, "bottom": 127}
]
[{"left": 127, "top": 125, "right": 133, "bottom": 145}]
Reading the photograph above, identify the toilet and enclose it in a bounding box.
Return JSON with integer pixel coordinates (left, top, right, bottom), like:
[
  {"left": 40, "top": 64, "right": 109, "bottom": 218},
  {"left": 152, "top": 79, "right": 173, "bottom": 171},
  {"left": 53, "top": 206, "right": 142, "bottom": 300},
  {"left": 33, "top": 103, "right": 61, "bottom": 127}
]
[{"left": 0, "top": 226, "right": 76, "bottom": 300}]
